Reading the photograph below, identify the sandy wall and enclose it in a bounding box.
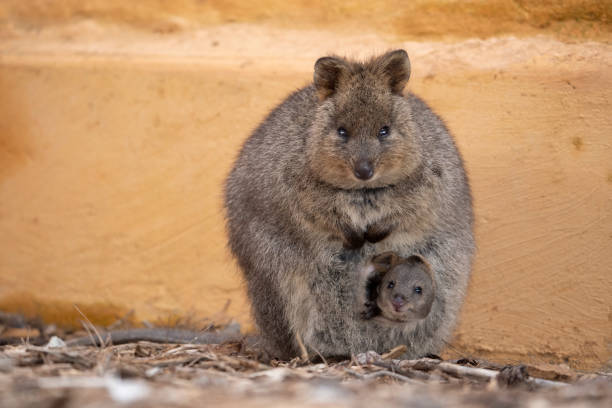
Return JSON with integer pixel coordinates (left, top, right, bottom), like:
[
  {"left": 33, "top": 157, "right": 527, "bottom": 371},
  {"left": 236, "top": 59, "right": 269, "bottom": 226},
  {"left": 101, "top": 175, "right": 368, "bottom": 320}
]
[
  {"left": 0, "top": 2, "right": 610, "bottom": 370},
  {"left": 1, "top": 0, "right": 610, "bottom": 40}
]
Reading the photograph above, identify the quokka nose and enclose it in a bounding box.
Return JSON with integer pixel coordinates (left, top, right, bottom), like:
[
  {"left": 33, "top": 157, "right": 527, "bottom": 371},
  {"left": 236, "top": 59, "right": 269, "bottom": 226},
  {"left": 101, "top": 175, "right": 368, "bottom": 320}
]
[{"left": 354, "top": 160, "right": 374, "bottom": 180}]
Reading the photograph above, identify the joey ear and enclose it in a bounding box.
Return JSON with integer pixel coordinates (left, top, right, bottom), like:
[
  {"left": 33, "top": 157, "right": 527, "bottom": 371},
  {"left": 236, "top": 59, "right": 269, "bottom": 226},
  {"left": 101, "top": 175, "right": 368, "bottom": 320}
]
[
  {"left": 407, "top": 254, "right": 435, "bottom": 282},
  {"left": 406, "top": 254, "right": 425, "bottom": 265},
  {"left": 313, "top": 56, "right": 350, "bottom": 101},
  {"left": 370, "top": 251, "right": 400, "bottom": 269},
  {"left": 373, "top": 49, "right": 411, "bottom": 95}
]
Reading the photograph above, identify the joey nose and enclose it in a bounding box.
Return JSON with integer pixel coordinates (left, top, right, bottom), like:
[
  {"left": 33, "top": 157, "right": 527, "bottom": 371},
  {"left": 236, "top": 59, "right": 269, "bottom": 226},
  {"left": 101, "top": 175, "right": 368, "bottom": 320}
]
[
  {"left": 392, "top": 295, "right": 405, "bottom": 311},
  {"left": 354, "top": 160, "right": 374, "bottom": 180}
]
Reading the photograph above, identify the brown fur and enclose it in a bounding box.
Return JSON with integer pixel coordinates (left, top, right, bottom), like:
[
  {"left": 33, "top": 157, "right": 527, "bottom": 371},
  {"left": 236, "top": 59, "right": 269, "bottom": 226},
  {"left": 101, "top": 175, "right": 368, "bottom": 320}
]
[{"left": 225, "top": 50, "right": 474, "bottom": 360}]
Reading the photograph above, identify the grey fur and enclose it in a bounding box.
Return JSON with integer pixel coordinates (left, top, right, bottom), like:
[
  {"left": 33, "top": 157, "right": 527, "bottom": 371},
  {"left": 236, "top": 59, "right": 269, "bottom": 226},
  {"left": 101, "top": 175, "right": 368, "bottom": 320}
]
[{"left": 224, "top": 50, "right": 474, "bottom": 360}]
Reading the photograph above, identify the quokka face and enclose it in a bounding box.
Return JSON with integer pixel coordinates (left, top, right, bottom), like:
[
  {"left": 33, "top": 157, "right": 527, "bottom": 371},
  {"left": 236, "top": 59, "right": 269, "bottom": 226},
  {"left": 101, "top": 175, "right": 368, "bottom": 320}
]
[
  {"left": 376, "top": 255, "right": 435, "bottom": 323},
  {"left": 306, "top": 50, "right": 423, "bottom": 190}
]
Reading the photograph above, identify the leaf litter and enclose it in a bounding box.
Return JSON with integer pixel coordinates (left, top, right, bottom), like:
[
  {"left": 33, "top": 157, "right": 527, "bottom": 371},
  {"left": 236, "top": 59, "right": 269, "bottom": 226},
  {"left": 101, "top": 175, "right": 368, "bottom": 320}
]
[{"left": 0, "top": 312, "right": 611, "bottom": 407}]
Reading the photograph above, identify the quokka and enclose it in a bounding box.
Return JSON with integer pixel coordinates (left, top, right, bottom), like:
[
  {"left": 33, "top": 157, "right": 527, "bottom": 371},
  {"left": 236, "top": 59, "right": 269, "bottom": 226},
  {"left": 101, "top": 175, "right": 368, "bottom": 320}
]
[{"left": 225, "top": 50, "right": 474, "bottom": 359}]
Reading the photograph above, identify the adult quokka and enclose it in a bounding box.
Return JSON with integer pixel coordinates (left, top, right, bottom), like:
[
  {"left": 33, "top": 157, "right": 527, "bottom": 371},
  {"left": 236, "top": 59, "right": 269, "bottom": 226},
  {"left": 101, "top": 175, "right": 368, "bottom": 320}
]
[{"left": 225, "top": 50, "right": 474, "bottom": 360}]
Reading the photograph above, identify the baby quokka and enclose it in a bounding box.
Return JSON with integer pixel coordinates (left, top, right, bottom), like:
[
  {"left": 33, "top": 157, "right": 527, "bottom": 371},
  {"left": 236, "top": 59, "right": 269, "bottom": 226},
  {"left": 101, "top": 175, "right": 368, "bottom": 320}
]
[{"left": 359, "top": 252, "right": 435, "bottom": 325}]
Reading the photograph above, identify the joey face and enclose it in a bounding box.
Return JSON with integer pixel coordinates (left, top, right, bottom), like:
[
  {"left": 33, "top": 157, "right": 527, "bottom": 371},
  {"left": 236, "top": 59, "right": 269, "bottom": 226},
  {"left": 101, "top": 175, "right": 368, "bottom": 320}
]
[
  {"left": 307, "top": 50, "right": 422, "bottom": 190},
  {"left": 376, "top": 256, "right": 435, "bottom": 323}
]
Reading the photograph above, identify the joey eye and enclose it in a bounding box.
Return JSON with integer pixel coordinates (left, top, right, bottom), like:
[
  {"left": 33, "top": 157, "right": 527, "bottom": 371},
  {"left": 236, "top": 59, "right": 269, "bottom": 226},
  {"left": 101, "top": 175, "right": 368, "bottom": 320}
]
[
  {"left": 337, "top": 127, "right": 348, "bottom": 139},
  {"left": 414, "top": 286, "right": 422, "bottom": 294},
  {"left": 387, "top": 281, "right": 395, "bottom": 289},
  {"left": 378, "top": 126, "right": 390, "bottom": 140}
]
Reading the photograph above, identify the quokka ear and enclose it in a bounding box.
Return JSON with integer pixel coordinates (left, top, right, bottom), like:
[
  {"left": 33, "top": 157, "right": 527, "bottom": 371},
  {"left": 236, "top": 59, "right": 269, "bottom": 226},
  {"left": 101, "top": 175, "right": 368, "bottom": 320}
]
[
  {"left": 313, "top": 56, "right": 351, "bottom": 101},
  {"left": 372, "top": 49, "right": 411, "bottom": 95},
  {"left": 370, "top": 251, "right": 400, "bottom": 270}
]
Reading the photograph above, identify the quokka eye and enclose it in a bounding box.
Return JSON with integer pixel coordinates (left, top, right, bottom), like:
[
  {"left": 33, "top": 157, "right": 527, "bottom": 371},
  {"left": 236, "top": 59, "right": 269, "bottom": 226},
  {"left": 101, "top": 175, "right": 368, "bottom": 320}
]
[
  {"left": 387, "top": 281, "right": 395, "bottom": 289},
  {"left": 414, "top": 286, "right": 423, "bottom": 294},
  {"left": 337, "top": 127, "right": 348, "bottom": 139},
  {"left": 378, "top": 126, "right": 390, "bottom": 139}
]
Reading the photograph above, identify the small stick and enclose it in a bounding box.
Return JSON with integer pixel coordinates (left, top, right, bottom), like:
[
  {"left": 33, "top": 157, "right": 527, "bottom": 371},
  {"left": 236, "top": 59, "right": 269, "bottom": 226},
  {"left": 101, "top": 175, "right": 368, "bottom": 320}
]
[
  {"left": 79, "top": 321, "right": 97, "bottom": 348},
  {"left": 66, "top": 327, "right": 242, "bottom": 346},
  {"left": 531, "top": 378, "right": 569, "bottom": 388},
  {"left": 310, "top": 344, "right": 328, "bottom": 366},
  {"left": 74, "top": 304, "right": 105, "bottom": 348},
  {"left": 373, "top": 361, "right": 430, "bottom": 381},
  {"left": 436, "top": 362, "right": 568, "bottom": 388},
  {"left": 363, "top": 370, "right": 420, "bottom": 384},
  {"left": 295, "top": 332, "right": 309, "bottom": 362},
  {"left": 343, "top": 368, "right": 365, "bottom": 379},
  {"left": 438, "top": 361, "right": 499, "bottom": 381},
  {"left": 381, "top": 345, "right": 408, "bottom": 360}
]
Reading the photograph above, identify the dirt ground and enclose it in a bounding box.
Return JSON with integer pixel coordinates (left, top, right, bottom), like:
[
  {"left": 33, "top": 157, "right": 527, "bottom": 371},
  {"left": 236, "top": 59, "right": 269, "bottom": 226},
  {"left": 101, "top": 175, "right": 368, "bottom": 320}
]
[
  {"left": 1, "top": 322, "right": 611, "bottom": 408},
  {"left": 0, "top": 310, "right": 609, "bottom": 407},
  {"left": 1, "top": 0, "right": 611, "bottom": 379}
]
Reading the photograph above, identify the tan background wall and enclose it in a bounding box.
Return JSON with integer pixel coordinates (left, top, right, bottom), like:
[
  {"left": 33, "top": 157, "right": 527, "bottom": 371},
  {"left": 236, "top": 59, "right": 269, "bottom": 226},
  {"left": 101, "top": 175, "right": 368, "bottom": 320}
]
[{"left": 1, "top": 1, "right": 610, "bottom": 370}]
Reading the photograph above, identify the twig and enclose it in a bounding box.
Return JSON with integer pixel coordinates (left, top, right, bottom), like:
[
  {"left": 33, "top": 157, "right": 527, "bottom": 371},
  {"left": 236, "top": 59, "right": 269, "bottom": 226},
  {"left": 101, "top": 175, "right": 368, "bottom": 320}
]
[
  {"left": 25, "top": 346, "right": 95, "bottom": 370},
  {"left": 363, "top": 370, "right": 420, "bottom": 384},
  {"left": 436, "top": 362, "right": 568, "bottom": 388},
  {"left": 442, "top": 339, "right": 473, "bottom": 360},
  {"left": 310, "top": 344, "right": 328, "bottom": 366},
  {"left": 218, "top": 354, "right": 270, "bottom": 371},
  {"left": 399, "top": 357, "right": 441, "bottom": 372},
  {"left": 397, "top": 358, "right": 569, "bottom": 388},
  {"left": 381, "top": 345, "right": 408, "bottom": 360},
  {"left": 342, "top": 367, "right": 366, "bottom": 379},
  {"left": 438, "top": 361, "right": 499, "bottom": 381},
  {"left": 66, "top": 327, "right": 242, "bottom": 347},
  {"left": 79, "top": 320, "right": 97, "bottom": 348},
  {"left": 373, "top": 361, "right": 430, "bottom": 381},
  {"left": 74, "top": 304, "right": 106, "bottom": 348},
  {"left": 531, "top": 378, "right": 569, "bottom": 388},
  {"left": 295, "top": 332, "right": 309, "bottom": 362}
]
